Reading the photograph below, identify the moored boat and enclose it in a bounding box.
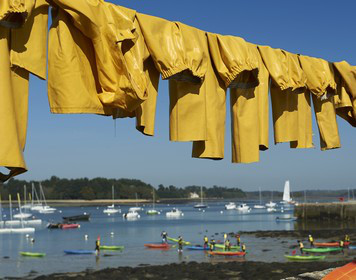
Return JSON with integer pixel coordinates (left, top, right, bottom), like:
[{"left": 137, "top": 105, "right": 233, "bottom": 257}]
[
  {"left": 225, "top": 202, "right": 237, "bottom": 210},
  {"left": 63, "top": 213, "right": 90, "bottom": 222},
  {"left": 285, "top": 255, "right": 325, "bottom": 261},
  {"left": 315, "top": 242, "right": 350, "bottom": 247},
  {"left": 20, "top": 251, "right": 46, "bottom": 257},
  {"left": 303, "top": 247, "right": 342, "bottom": 253}
]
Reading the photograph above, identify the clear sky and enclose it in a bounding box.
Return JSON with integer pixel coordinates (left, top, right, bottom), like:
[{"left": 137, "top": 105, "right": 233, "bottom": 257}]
[{"left": 18, "top": 0, "right": 356, "bottom": 191}]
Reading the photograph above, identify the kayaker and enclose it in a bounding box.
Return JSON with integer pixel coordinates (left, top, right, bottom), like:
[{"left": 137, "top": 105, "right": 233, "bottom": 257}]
[
  {"left": 209, "top": 239, "right": 216, "bottom": 251},
  {"left": 241, "top": 243, "right": 246, "bottom": 253},
  {"left": 203, "top": 236, "right": 209, "bottom": 249},
  {"left": 236, "top": 234, "right": 241, "bottom": 246},
  {"left": 161, "top": 231, "right": 168, "bottom": 244},
  {"left": 339, "top": 240, "right": 345, "bottom": 253},
  {"left": 95, "top": 236, "right": 100, "bottom": 254},
  {"left": 298, "top": 240, "right": 304, "bottom": 255},
  {"left": 224, "top": 233, "right": 227, "bottom": 242},
  {"left": 178, "top": 236, "right": 183, "bottom": 252},
  {"left": 345, "top": 234, "right": 350, "bottom": 243},
  {"left": 308, "top": 235, "right": 314, "bottom": 247},
  {"left": 224, "top": 239, "right": 231, "bottom": 251}
]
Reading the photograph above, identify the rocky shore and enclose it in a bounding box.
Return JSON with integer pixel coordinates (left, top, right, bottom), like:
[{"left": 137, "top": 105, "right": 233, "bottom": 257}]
[{"left": 31, "top": 260, "right": 350, "bottom": 280}]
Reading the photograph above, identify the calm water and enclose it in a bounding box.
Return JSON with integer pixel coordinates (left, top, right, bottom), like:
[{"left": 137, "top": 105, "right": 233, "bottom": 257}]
[{"left": 0, "top": 202, "right": 349, "bottom": 278}]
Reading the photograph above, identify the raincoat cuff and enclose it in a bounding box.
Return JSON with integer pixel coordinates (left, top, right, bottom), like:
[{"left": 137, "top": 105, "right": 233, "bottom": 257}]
[
  {"left": 161, "top": 65, "right": 190, "bottom": 80},
  {"left": 0, "top": 0, "right": 30, "bottom": 28},
  {"left": 226, "top": 66, "right": 259, "bottom": 89}
]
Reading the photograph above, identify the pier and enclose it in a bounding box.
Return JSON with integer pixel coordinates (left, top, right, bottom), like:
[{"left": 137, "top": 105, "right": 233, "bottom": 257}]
[{"left": 295, "top": 202, "right": 356, "bottom": 221}]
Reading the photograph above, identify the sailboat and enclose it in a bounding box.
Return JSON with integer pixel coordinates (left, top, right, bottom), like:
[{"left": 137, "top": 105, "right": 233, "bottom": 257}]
[
  {"left": 129, "top": 193, "right": 143, "bottom": 212},
  {"left": 14, "top": 185, "right": 33, "bottom": 219},
  {"left": 103, "top": 185, "right": 121, "bottom": 214},
  {"left": 281, "top": 180, "right": 295, "bottom": 204},
  {"left": 265, "top": 190, "right": 277, "bottom": 208},
  {"left": 33, "top": 183, "right": 56, "bottom": 214},
  {"left": 194, "top": 186, "right": 207, "bottom": 209},
  {"left": 253, "top": 188, "right": 266, "bottom": 209},
  {"left": 146, "top": 188, "right": 160, "bottom": 215}
]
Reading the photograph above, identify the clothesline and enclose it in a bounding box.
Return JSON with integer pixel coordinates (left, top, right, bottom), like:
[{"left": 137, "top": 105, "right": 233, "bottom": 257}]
[{"left": 0, "top": 0, "right": 355, "bottom": 182}]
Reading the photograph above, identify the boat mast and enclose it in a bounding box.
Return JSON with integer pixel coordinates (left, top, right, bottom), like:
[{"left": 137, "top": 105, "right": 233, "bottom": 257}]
[
  {"left": 200, "top": 186, "right": 203, "bottom": 205},
  {"left": 31, "top": 182, "right": 34, "bottom": 207},
  {"left": 112, "top": 185, "right": 115, "bottom": 206},
  {"left": 17, "top": 193, "right": 24, "bottom": 228},
  {"left": 40, "top": 182, "right": 48, "bottom": 207},
  {"left": 9, "top": 194, "right": 13, "bottom": 228},
  {"left": 0, "top": 195, "right": 2, "bottom": 224},
  {"left": 153, "top": 188, "right": 155, "bottom": 210},
  {"left": 259, "top": 187, "right": 262, "bottom": 205}
]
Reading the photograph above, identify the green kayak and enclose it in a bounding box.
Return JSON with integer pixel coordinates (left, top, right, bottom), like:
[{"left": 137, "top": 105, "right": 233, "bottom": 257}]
[
  {"left": 214, "top": 244, "right": 240, "bottom": 250},
  {"left": 285, "top": 255, "right": 325, "bottom": 261},
  {"left": 303, "top": 247, "right": 342, "bottom": 253},
  {"left": 20, "top": 251, "right": 46, "bottom": 257},
  {"left": 99, "top": 245, "right": 124, "bottom": 251},
  {"left": 167, "top": 237, "right": 191, "bottom": 245}
]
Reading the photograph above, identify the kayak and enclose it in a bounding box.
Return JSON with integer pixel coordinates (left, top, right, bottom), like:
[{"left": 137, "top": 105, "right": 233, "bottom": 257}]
[
  {"left": 64, "top": 250, "right": 96, "bottom": 255},
  {"left": 20, "top": 251, "right": 46, "bottom": 257},
  {"left": 167, "top": 237, "right": 191, "bottom": 245},
  {"left": 214, "top": 244, "right": 240, "bottom": 250},
  {"left": 61, "top": 223, "right": 80, "bottom": 229},
  {"left": 315, "top": 242, "right": 350, "bottom": 247},
  {"left": 349, "top": 246, "right": 356, "bottom": 250},
  {"left": 285, "top": 255, "right": 325, "bottom": 261},
  {"left": 303, "top": 247, "right": 343, "bottom": 253},
  {"left": 144, "top": 243, "right": 170, "bottom": 249},
  {"left": 99, "top": 245, "right": 124, "bottom": 251},
  {"left": 323, "top": 261, "right": 356, "bottom": 280},
  {"left": 186, "top": 246, "right": 210, "bottom": 251},
  {"left": 209, "top": 251, "right": 245, "bottom": 256}
]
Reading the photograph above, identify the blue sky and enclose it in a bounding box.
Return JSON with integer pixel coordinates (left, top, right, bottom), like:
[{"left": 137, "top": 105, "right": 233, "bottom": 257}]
[{"left": 19, "top": 0, "right": 356, "bottom": 191}]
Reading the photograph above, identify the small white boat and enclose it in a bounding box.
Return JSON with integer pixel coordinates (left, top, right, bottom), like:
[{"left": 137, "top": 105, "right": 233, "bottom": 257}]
[
  {"left": 267, "top": 207, "right": 277, "bottom": 212},
  {"left": 193, "top": 186, "right": 207, "bottom": 209},
  {"left": 103, "top": 186, "right": 121, "bottom": 214},
  {"left": 166, "top": 208, "right": 183, "bottom": 218},
  {"left": 225, "top": 202, "right": 237, "bottom": 210},
  {"left": 129, "top": 207, "right": 143, "bottom": 212},
  {"left": 265, "top": 201, "right": 277, "bottom": 208},
  {"left": 123, "top": 211, "right": 140, "bottom": 219},
  {"left": 253, "top": 188, "right": 266, "bottom": 209},
  {"left": 236, "top": 204, "right": 251, "bottom": 212},
  {"left": 38, "top": 206, "right": 56, "bottom": 214},
  {"left": 13, "top": 213, "right": 32, "bottom": 219},
  {"left": 2, "top": 220, "right": 42, "bottom": 226}
]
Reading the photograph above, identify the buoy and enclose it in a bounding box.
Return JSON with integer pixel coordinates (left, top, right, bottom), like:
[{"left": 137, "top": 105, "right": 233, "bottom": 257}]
[
  {"left": 25, "top": 234, "right": 30, "bottom": 238},
  {"left": 220, "top": 211, "right": 223, "bottom": 214},
  {"left": 84, "top": 234, "right": 89, "bottom": 240},
  {"left": 202, "top": 210, "right": 205, "bottom": 213},
  {"left": 78, "top": 225, "right": 81, "bottom": 228},
  {"left": 84, "top": 212, "right": 87, "bottom": 215},
  {"left": 59, "top": 210, "right": 62, "bottom": 213},
  {"left": 96, "top": 207, "right": 99, "bottom": 210},
  {"left": 30, "top": 238, "right": 35, "bottom": 243},
  {"left": 110, "top": 232, "right": 114, "bottom": 236}
]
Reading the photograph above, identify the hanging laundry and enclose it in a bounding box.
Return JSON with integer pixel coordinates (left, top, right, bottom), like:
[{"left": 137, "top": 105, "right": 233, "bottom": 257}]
[{"left": 299, "top": 55, "right": 340, "bottom": 150}]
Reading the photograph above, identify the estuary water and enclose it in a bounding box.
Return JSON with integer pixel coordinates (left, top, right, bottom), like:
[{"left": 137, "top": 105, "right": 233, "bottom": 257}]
[{"left": 0, "top": 202, "right": 344, "bottom": 278}]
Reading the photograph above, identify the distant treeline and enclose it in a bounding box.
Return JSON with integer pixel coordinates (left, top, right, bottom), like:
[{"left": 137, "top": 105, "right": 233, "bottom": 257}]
[{"left": 0, "top": 177, "right": 246, "bottom": 200}]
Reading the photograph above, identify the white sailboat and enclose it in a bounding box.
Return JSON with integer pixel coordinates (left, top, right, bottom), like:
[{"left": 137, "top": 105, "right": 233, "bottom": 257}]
[
  {"left": 281, "top": 180, "right": 295, "bottom": 204},
  {"left": 254, "top": 188, "right": 266, "bottom": 209},
  {"left": 265, "top": 190, "right": 277, "bottom": 208},
  {"left": 103, "top": 185, "right": 121, "bottom": 214},
  {"left": 194, "top": 186, "right": 207, "bottom": 209},
  {"left": 32, "top": 183, "right": 56, "bottom": 213},
  {"left": 225, "top": 202, "right": 237, "bottom": 210},
  {"left": 129, "top": 193, "right": 143, "bottom": 212},
  {"left": 146, "top": 188, "right": 160, "bottom": 215}
]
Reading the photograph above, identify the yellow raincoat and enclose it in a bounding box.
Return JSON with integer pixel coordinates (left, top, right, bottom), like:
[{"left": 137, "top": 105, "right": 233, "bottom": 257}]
[
  {"left": 206, "top": 34, "right": 265, "bottom": 163},
  {"left": 49, "top": 0, "right": 148, "bottom": 113},
  {"left": 258, "top": 46, "right": 313, "bottom": 149},
  {"left": 333, "top": 61, "right": 356, "bottom": 127},
  {"left": 0, "top": 0, "right": 48, "bottom": 182},
  {"left": 299, "top": 55, "right": 340, "bottom": 150}
]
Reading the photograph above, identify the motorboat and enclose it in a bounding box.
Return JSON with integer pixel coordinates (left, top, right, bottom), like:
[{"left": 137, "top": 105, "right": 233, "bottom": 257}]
[
  {"left": 63, "top": 213, "right": 90, "bottom": 222},
  {"left": 166, "top": 208, "right": 184, "bottom": 218},
  {"left": 236, "top": 204, "right": 251, "bottom": 212},
  {"left": 267, "top": 207, "right": 277, "bottom": 212},
  {"left": 123, "top": 211, "right": 140, "bottom": 219},
  {"left": 225, "top": 202, "right": 237, "bottom": 210},
  {"left": 265, "top": 201, "right": 277, "bottom": 208}
]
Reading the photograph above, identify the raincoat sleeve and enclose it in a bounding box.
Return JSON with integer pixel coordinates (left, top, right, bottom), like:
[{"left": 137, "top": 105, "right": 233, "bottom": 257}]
[
  {"left": 0, "top": 27, "right": 29, "bottom": 182},
  {"left": 51, "top": 0, "right": 148, "bottom": 112},
  {"left": 258, "top": 47, "right": 312, "bottom": 147},
  {"left": 207, "top": 33, "right": 259, "bottom": 89},
  {"left": 0, "top": 0, "right": 34, "bottom": 28},
  {"left": 333, "top": 61, "right": 356, "bottom": 127},
  {"left": 299, "top": 55, "right": 340, "bottom": 150},
  {"left": 228, "top": 43, "right": 269, "bottom": 163}
]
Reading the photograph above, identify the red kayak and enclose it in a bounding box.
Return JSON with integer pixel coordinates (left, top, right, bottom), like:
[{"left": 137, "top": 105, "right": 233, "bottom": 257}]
[
  {"left": 315, "top": 242, "right": 350, "bottom": 247},
  {"left": 144, "top": 243, "right": 170, "bottom": 249},
  {"left": 61, "top": 223, "right": 80, "bottom": 229},
  {"left": 209, "top": 251, "right": 246, "bottom": 256}
]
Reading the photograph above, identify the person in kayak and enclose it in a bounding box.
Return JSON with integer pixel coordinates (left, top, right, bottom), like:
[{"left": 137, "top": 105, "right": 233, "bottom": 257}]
[
  {"left": 298, "top": 240, "right": 304, "bottom": 254},
  {"left": 345, "top": 234, "right": 350, "bottom": 243},
  {"left": 95, "top": 236, "right": 100, "bottom": 254},
  {"left": 178, "top": 236, "right": 183, "bottom": 252},
  {"left": 241, "top": 243, "right": 246, "bottom": 253},
  {"left": 161, "top": 231, "right": 168, "bottom": 244},
  {"left": 203, "top": 236, "right": 209, "bottom": 249},
  {"left": 224, "top": 239, "right": 231, "bottom": 251},
  {"left": 339, "top": 240, "right": 345, "bottom": 253},
  {"left": 224, "top": 233, "right": 227, "bottom": 242},
  {"left": 236, "top": 234, "right": 241, "bottom": 246},
  {"left": 308, "top": 235, "right": 314, "bottom": 247},
  {"left": 209, "top": 239, "right": 216, "bottom": 251}
]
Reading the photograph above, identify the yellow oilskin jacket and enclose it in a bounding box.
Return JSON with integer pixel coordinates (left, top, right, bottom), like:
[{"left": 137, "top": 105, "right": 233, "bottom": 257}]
[
  {"left": 0, "top": 0, "right": 49, "bottom": 182},
  {"left": 258, "top": 46, "right": 313, "bottom": 149},
  {"left": 206, "top": 35, "right": 264, "bottom": 163},
  {"left": 333, "top": 61, "right": 356, "bottom": 127},
  {"left": 299, "top": 55, "right": 340, "bottom": 151},
  {"left": 49, "top": 0, "right": 148, "bottom": 113}
]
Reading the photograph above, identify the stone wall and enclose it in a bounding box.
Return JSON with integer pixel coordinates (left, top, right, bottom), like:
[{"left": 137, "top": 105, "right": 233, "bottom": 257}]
[{"left": 295, "top": 202, "right": 356, "bottom": 221}]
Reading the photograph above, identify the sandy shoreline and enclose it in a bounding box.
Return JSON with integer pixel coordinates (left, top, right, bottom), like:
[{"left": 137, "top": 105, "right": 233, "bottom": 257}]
[{"left": 31, "top": 260, "right": 351, "bottom": 280}]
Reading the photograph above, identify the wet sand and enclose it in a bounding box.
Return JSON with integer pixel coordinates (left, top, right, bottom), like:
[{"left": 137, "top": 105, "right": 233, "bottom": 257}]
[{"left": 32, "top": 260, "right": 350, "bottom": 280}]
